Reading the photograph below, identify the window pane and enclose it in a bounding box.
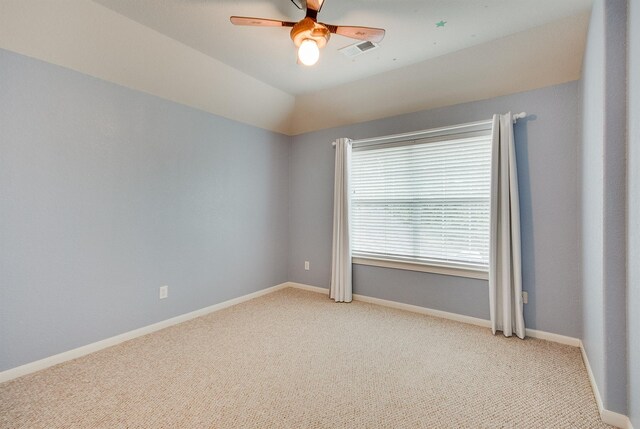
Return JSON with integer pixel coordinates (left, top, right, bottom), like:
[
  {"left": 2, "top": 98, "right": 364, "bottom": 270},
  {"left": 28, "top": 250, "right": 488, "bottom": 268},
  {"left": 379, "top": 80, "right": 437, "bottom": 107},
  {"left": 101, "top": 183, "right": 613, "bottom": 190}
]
[{"left": 351, "top": 132, "right": 491, "bottom": 270}]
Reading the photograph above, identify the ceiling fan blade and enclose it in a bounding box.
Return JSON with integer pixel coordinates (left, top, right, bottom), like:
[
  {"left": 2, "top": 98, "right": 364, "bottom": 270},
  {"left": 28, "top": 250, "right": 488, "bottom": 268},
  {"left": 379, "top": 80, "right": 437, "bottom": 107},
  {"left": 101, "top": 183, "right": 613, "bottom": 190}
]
[
  {"left": 306, "top": 0, "right": 325, "bottom": 13},
  {"left": 230, "top": 16, "right": 296, "bottom": 27},
  {"left": 325, "top": 24, "right": 386, "bottom": 43}
]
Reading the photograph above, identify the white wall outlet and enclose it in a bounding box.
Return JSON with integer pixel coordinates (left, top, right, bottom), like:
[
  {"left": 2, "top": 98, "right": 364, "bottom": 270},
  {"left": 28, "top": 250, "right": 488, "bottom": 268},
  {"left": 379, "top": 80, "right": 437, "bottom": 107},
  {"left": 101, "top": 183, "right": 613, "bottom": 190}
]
[
  {"left": 159, "top": 285, "right": 168, "bottom": 299},
  {"left": 522, "top": 291, "right": 528, "bottom": 304},
  {"left": 304, "top": 261, "right": 310, "bottom": 271}
]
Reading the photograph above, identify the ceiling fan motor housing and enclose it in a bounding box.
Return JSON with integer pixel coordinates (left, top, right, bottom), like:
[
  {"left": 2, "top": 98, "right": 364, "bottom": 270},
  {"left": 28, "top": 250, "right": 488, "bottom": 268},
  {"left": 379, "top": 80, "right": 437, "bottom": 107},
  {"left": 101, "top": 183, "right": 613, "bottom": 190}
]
[{"left": 290, "top": 17, "right": 330, "bottom": 48}]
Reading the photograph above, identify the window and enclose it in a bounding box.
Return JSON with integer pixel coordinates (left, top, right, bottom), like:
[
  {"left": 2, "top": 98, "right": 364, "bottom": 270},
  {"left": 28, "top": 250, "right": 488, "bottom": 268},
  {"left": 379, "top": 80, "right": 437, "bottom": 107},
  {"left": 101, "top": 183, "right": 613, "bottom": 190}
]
[{"left": 350, "top": 122, "right": 492, "bottom": 279}]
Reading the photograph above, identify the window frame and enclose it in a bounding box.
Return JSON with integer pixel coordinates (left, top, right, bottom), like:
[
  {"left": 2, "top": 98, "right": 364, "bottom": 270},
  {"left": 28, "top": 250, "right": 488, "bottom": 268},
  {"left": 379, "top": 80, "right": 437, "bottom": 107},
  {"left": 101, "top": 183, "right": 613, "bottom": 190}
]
[{"left": 349, "top": 120, "right": 493, "bottom": 280}]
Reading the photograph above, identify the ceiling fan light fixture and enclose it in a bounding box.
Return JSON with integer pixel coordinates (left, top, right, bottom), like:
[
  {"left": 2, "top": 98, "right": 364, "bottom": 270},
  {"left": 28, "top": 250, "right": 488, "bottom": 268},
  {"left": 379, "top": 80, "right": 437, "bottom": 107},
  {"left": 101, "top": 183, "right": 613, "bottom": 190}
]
[
  {"left": 230, "top": 0, "right": 385, "bottom": 66},
  {"left": 298, "top": 39, "right": 320, "bottom": 66}
]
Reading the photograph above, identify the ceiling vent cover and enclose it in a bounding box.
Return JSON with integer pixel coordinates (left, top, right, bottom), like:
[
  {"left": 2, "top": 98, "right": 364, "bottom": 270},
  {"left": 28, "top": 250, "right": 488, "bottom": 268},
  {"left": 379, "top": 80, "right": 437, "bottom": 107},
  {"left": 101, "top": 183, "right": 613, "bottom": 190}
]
[{"left": 339, "top": 41, "right": 379, "bottom": 58}]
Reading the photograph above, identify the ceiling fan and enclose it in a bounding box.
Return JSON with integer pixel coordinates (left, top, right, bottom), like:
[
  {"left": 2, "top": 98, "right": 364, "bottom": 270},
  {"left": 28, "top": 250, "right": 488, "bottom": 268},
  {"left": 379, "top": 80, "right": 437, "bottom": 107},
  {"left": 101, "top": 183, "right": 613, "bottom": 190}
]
[{"left": 230, "top": 0, "right": 385, "bottom": 66}]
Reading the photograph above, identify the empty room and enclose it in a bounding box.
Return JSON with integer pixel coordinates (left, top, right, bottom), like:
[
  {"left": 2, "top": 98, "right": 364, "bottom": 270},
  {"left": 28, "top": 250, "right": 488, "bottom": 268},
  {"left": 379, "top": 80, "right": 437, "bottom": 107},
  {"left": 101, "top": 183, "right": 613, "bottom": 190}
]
[{"left": 0, "top": 0, "right": 638, "bottom": 427}]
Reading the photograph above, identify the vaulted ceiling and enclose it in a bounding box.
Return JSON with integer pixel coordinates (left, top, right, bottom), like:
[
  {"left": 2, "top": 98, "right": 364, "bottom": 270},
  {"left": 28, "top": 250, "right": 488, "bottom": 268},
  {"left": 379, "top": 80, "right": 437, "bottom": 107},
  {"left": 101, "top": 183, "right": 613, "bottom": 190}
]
[{"left": 0, "top": 0, "right": 592, "bottom": 134}]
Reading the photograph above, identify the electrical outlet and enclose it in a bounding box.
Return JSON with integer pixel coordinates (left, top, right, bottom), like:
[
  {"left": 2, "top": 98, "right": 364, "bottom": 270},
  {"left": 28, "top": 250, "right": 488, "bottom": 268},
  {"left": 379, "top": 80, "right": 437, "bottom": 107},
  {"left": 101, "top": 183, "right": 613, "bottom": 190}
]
[
  {"left": 522, "top": 291, "right": 528, "bottom": 304},
  {"left": 304, "top": 261, "right": 310, "bottom": 271},
  {"left": 159, "top": 285, "right": 168, "bottom": 299}
]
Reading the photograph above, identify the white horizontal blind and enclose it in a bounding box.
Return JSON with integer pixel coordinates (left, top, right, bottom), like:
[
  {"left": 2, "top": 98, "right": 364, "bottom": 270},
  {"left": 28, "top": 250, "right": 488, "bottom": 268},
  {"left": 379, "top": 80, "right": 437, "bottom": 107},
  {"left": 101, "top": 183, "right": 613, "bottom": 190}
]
[{"left": 351, "top": 128, "right": 492, "bottom": 271}]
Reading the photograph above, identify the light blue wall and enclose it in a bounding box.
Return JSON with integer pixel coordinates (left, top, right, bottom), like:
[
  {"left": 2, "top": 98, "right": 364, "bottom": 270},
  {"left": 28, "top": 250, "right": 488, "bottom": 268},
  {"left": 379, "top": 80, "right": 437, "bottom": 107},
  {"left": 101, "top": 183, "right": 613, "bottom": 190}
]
[
  {"left": 580, "top": 0, "right": 628, "bottom": 414},
  {"left": 580, "top": 0, "right": 606, "bottom": 401},
  {"left": 289, "top": 82, "right": 583, "bottom": 338},
  {"left": 0, "top": 49, "right": 291, "bottom": 371},
  {"left": 627, "top": 0, "right": 640, "bottom": 425}
]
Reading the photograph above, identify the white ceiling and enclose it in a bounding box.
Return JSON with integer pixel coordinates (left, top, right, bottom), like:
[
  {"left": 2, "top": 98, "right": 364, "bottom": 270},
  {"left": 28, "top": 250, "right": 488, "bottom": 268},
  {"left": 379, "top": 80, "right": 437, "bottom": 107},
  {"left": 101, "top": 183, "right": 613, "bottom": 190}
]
[
  {"left": 93, "top": 0, "right": 593, "bottom": 95},
  {"left": 0, "top": 0, "right": 592, "bottom": 134}
]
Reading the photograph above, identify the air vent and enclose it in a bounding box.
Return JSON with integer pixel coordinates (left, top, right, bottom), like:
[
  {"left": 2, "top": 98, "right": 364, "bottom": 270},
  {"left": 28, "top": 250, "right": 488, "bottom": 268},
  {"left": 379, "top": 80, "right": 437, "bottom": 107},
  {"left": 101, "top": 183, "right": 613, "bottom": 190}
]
[{"left": 339, "top": 41, "right": 379, "bottom": 58}]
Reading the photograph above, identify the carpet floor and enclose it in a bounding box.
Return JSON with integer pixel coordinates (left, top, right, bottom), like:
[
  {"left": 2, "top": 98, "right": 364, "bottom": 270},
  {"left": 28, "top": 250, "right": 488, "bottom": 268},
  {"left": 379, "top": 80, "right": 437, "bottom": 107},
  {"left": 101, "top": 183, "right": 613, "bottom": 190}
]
[{"left": 0, "top": 287, "right": 611, "bottom": 428}]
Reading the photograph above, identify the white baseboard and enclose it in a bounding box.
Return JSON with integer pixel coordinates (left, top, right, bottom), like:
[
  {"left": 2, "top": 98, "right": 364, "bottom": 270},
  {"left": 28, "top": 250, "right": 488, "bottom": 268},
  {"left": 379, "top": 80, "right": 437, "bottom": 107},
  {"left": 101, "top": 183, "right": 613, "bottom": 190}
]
[
  {"left": 354, "top": 292, "right": 492, "bottom": 328},
  {"left": 580, "top": 341, "right": 605, "bottom": 415},
  {"left": 286, "top": 282, "right": 582, "bottom": 343},
  {"left": 285, "top": 282, "right": 328, "bottom": 294},
  {"left": 602, "top": 409, "right": 633, "bottom": 429},
  {"left": 525, "top": 328, "right": 581, "bottom": 347},
  {"left": 579, "top": 341, "right": 634, "bottom": 429},
  {"left": 287, "top": 281, "right": 492, "bottom": 328},
  {"left": 0, "top": 282, "right": 290, "bottom": 384}
]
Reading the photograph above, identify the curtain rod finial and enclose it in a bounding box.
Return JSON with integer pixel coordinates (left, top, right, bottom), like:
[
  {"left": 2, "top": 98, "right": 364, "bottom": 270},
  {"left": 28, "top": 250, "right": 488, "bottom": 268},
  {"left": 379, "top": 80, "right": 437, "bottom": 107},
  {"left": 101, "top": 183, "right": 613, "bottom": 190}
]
[{"left": 513, "top": 112, "right": 527, "bottom": 122}]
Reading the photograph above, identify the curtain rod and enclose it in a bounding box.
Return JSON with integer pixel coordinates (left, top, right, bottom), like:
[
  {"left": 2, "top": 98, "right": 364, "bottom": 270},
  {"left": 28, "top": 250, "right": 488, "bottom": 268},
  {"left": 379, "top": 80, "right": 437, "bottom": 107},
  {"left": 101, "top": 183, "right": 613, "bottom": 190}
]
[{"left": 331, "top": 112, "right": 527, "bottom": 147}]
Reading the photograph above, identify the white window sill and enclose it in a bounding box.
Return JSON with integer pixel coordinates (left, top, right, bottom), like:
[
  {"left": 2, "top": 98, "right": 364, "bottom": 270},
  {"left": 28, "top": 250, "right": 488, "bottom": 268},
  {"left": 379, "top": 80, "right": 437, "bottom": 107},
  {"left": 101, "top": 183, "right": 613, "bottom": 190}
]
[{"left": 352, "top": 256, "right": 489, "bottom": 280}]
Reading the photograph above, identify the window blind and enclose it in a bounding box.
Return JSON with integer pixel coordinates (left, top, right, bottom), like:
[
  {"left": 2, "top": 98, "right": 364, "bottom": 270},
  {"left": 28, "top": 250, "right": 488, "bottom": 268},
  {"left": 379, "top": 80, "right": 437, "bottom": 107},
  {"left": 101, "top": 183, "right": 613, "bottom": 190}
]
[{"left": 351, "top": 127, "right": 492, "bottom": 271}]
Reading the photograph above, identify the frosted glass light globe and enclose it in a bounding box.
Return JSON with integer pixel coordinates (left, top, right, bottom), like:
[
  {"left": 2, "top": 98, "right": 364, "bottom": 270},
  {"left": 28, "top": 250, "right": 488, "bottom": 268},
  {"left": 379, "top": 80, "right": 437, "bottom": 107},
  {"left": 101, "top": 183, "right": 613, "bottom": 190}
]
[{"left": 298, "top": 39, "right": 320, "bottom": 66}]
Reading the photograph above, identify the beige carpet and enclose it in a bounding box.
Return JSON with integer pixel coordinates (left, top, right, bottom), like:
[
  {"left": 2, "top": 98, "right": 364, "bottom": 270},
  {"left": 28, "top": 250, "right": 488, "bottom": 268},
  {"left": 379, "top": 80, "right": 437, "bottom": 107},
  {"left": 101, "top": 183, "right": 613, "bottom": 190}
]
[{"left": 0, "top": 288, "right": 611, "bottom": 428}]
